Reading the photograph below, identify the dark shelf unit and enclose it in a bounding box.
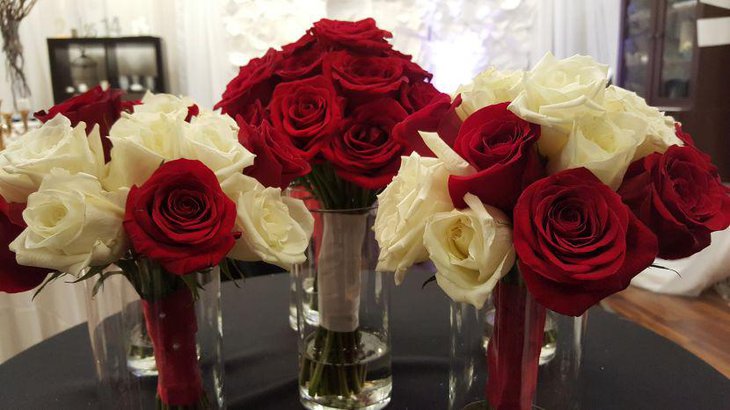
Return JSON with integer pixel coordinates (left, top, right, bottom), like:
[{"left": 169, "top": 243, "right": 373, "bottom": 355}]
[
  {"left": 618, "top": 0, "right": 730, "bottom": 180},
  {"left": 47, "top": 36, "right": 166, "bottom": 104}
]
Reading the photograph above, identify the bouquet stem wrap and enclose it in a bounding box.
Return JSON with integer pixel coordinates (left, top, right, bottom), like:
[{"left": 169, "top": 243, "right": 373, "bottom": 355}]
[
  {"left": 486, "top": 280, "right": 546, "bottom": 410},
  {"left": 317, "top": 212, "right": 368, "bottom": 332},
  {"left": 142, "top": 287, "right": 203, "bottom": 406}
]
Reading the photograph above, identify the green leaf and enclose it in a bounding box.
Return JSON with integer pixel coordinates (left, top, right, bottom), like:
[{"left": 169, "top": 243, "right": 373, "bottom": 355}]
[
  {"left": 68, "top": 265, "right": 109, "bottom": 283},
  {"left": 219, "top": 258, "right": 242, "bottom": 288},
  {"left": 421, "top": 275, "right": 436, "bottom": 289},
  {"left": 91, "top": 270, "right": 125, "bottom": 297},
  {"left": 32, "top": 271, "right": 66, "bottom": 300}
]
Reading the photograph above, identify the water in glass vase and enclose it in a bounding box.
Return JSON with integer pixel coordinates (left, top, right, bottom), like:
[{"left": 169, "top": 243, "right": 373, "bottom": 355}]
[
  {"left": 127, "top": 322, "right": 157, "bottom": 377},
  {"left": 299, "top": 329, "right": 391, "bottom": 410}
]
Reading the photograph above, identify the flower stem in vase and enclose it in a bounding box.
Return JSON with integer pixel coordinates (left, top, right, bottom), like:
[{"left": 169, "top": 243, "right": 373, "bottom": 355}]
[
  {"left": 486, "top": 274, "right": 547, "bottom": 410},
  {"left": 132, "top": 259, "right": 209, "bottom": 410}
]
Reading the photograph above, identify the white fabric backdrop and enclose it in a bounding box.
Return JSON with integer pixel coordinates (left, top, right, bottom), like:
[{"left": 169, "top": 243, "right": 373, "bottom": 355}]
[{"left": 0, "top": 0, "right": 624, "bottom": 362}]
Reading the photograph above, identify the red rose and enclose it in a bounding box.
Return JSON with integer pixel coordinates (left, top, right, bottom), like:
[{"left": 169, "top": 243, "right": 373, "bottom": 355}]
[
  {"left": 237, "top": 118, "right": 311, "bottom": 189},
  {"left": 399, "top": 82, "right": 441, "bottom": 114},
  {"left": 392, "top": 93, "right": 462, "bottom": 156},
  {"left": 0, "top": 197, "right": 48, "bottom": 293},
  {"left": 277, "top": 36, "right": 324, "bottom": 80},
  {"left": 618, "top": 145, "right": 730, "bottom": 259},
  {"left": 215, "top": 48, "right": 282, "bottom": 116},
  {"left": 269, "top": 75, "right": 343, "bottom": 159},
  {"left": 236, "top": 99, "right": 266, "bottom": 126},
  {"left": 514, "top": 168, "right": 658, "bottom": 316},
  {"left": 34, "top": 85, "right": 125, "bottom": 161},
  {"left": 323, "top": 98, "right": 407, "bottom": 189},
  {"left": 324, "top": 51, "right": 407, "bottom": 96},
  {"left": 124, "top": 159, "right": 239, "bottom": 275},
  {"left": 310, "top": 18, "right": 393, "bottom": 53},
  {"left": 448, "top": 103, "right": 544, "bottom": 212}
]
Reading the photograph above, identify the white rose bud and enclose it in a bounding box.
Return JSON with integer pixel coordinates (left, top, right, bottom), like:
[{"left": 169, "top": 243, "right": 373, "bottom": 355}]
[
  {"left": 0, "top": 115, "right": 104, "bottom": 203},
  {"left": 221, "top": 173, "right": 313, "bottom": 271},
  {"left": 603, "top": 85, "right": 682, "bottom": 159},
  {"left": 9, "top": 169, "right": 128, "bottom": 276},
  {"left": 455, "top": 67, "right": 524, "bottom": 120},
  {"left": 374, "top": 152, "right": 454, "bottom": 284},
  {"left": 424, "top": 193, "right": 515, "bottom": 309},
  {"left": 182, "top": 111, "right": 255, "bottom": 182}
]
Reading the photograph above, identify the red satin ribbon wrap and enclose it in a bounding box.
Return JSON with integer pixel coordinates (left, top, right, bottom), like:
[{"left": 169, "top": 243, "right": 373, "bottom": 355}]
[
  {"left": 486, "top": 281, "right": 547, "bottom": 410},
  {"left": 142, "top": 288, "right": 203, "bottom": 406}
]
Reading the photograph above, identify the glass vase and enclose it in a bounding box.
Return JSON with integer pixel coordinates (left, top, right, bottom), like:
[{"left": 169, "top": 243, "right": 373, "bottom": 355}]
[
  {"left": 85, "top": 267, "right": 224, "bottom": 409},
  {"left": 449, "top": 282, "right": 586, "bottom": 410},
  {"left": 294, "top": 207, "right": 392, "bottom": 410}
]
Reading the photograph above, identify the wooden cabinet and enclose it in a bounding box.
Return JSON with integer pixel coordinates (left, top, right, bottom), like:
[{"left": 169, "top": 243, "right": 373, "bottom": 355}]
[
  {"left": 618, "top": 0, "right": 730, "bottom": 180},
  {"left": 47, "top": 36, "right": 166, "bottom": 104}
]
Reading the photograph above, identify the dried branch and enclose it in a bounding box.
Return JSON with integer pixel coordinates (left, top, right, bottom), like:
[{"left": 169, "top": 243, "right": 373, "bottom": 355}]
[{"left": 0, "top": 0, "right": 38, "bottom": 109}]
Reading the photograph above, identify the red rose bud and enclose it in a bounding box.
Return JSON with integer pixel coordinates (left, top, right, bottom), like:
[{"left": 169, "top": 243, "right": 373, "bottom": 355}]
[
  {"left": 269, "top": 75, "right": 343, "bottom": 159},
  {"left": 215, "top": 48, "right": 282, "bottom": 115},
  {"left": 513, "top": 168, "right": 658, "bottom": 316},
  {"left": 323, "top": 98, "right": 407, "bottom": 190},
  {"left": 123, "top": 159, "right": 238, "bottom": 275},
  {"left": 618, "top": 145, "right": 730, "bottom": 259},
  {"left": 142, "top": 287, "right": 202, "bottom": 406},
  {"left": 399, "top": 82, "right": 441, "bottom": 114},
  {"left": 309, "top": 18, "right": 393, "bottom": 53},
  {"left": 238, "top": 118, "right": 311, "bottom": 189},
  {"left": 0, "top": 197, "right": 49, "bottom": 293},
  {"left": 486, "top": 280, "right": 546, "bottom": 410},
  {"left": 324, "top": 51, "right": 408, "bottom": 96},
  {"left": 448, "top": 102, "right": 544, "bottom": 213},
  {"left": 34, "top": 85, "right": 125, "bottom": 161}
]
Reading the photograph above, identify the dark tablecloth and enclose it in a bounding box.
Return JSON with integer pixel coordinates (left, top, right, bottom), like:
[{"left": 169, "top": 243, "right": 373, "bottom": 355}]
[{"left": 0, "top": 273, "right": 728, "bottom": 409}]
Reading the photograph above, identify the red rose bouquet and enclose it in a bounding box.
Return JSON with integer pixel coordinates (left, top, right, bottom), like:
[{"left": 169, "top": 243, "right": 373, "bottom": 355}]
[
  {"left": 217, "top": 18, "right": 448, "bottom": 406},
  {"left": 0, "top": 91, "right": 314, "bottom": 409},
  {"left": 374, "top": 53, "right": 730, "bottom": 409}
]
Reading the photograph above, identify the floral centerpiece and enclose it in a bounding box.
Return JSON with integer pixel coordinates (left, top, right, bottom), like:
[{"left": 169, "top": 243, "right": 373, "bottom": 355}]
[
  {"left": 217, "top": 17, "right": 451, "bottom": 409},
  {"left": 0, "top": 88, "right": 314, "bottom": 409},
  {"left": 374, "top": 53, "right": 730, "bottom": 409}
]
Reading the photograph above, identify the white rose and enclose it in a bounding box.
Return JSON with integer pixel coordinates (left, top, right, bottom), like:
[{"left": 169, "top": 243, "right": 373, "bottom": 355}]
[
  {"left": 104, "top": 102, "right": 254, "bottom": 190},
  {"left": 509, "top": 53, "right": 609, "bottom": 158},
  {"left": 603, "top": 85, "right": 682, "bottom": 159},
  {"left": 132, "top": 91, "right": 196, "bottom": 121},
  {"left": 221, "top": 173, "right": 313, "bottom": 271},
  {"left": 550, "top": 112, "right": 649, "bottom": 189},
  {"left": 182, "top": 111, "right": 254, "bottom": 182},
  {"left": 0, "top": 115, "right": 104, "bottom": 203},
  {"left": 103, "top": 110, "right": 185, "bottom": 189},
  {"left": 455, "top": 67, "right": 524, "bottom": 120},
  {"left": 374, "top": 152, "right": 454, "bottom": 283},
  {"left": 424, "top": 193, "right": 515, "bottom": 309},
  {"left": 9, "top": 169, "right": 128, "bottom": 276}
]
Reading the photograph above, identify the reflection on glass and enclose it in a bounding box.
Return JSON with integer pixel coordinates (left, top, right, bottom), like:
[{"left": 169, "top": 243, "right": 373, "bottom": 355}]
[
  {"left": 622, "top": 0, "right": 653, "bottom": 97},
  {"left": 659, "top": 0, "right": 696, "bottom": 99}
]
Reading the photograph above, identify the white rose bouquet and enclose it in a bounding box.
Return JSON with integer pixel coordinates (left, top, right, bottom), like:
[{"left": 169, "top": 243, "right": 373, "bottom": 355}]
[
  {"left": 0, "top": 89, "right": 313, "bottom": 409},
  {"left": 374, "top": 53, "right": 730, "bottom": 409}
]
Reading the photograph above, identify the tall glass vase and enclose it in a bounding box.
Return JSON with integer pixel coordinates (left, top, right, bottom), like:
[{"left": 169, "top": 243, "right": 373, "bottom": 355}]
[
  {"left": 85, "top": 267, "right": 224, "bottom": 409},
  {"left": 449, "top": 281, "right": 586, "bottom": 410},
  {"left": 294, "top": 207, "right": 392, "bottom": 410}
]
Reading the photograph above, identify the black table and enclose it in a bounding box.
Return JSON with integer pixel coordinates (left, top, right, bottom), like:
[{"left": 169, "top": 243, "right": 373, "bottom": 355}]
[{"left": 0, "top": 273, "right": 728, "bottom": 409}]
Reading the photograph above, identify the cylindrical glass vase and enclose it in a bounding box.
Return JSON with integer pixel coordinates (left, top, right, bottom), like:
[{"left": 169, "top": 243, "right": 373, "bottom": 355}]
[
  {"left": 85, "top": 267, "right": 224, "bottom": 409},
  {"left": 449, "top": 282, "right": 585, "bottom": 410},
  {"left": 449, "top": 301, "right": 489, "bottom": 410},
  {"left": 294, "top": 207, "right": 392, "bottom": 410}
]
